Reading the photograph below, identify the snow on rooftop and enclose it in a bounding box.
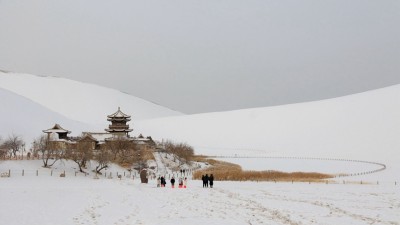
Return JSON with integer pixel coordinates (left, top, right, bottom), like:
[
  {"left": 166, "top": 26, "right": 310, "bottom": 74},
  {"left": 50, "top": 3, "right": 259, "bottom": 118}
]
[{"left": 107, "top": 107, "right": 131, "bottom": 118}]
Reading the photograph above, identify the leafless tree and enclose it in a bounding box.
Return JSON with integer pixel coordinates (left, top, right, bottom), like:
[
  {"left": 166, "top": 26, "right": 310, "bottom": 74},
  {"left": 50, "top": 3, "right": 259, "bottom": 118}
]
[
  {"left": 93, "top": 146, "right": 112, "bottom": 174},
  {"left": 2, "top": 134, "right": 24, "bottom": 158},
  {"left": 160, "top": 140, "right": 194, "bottom": 164},
  {"left": 0, "top": 136, "right": 6, "bottom": 159},
  {"left": 65, "top": 139, "right": 93, "bottom": 173},
  {"left": 33, "top": 135, "right": 65, "bottom": 168},
  {"left": 104, "top": 137, "right": 137, "bottom": 165}
]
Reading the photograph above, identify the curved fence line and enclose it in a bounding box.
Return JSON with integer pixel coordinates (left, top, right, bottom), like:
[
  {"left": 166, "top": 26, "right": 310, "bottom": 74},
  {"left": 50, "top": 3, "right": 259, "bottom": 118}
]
[{"left": 208, "top": 155, "right": 387, "bottom": 177}]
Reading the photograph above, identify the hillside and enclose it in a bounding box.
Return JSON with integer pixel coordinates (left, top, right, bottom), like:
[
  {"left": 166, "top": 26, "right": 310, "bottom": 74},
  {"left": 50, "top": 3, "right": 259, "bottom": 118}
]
[
  {"left": 136, "top": 84, "right": 400, "bottom": 166},
  {"left": 0, "top": 87, "right": 99, "bottom": 145},
  {"left": 0, "top": 71, "right": 183, "bottom": 126}
]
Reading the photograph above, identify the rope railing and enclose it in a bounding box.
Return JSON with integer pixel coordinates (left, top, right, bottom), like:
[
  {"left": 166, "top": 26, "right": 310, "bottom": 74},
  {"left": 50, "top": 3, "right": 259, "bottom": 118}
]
[{"left": 208, "top": 155, "right": 387, "bottom": 178}]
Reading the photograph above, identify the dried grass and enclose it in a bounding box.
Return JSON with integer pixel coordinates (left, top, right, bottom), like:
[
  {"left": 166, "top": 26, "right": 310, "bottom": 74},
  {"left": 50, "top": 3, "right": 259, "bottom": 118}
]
[{"left": 193, "top": 156, "right": 333, "bottom": 182}]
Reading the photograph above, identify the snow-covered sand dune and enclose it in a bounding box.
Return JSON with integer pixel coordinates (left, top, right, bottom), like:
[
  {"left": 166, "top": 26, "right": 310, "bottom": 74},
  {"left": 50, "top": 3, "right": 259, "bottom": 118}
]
[
  {"left": 136, "top": 84, "right": 400, "bottom": 163},
  {"left": 0, "top": 71, "right": 183, "bottom": 126},
  {"left": 0, "top": 87, "right": 99, "bottom": 144},
  {"left": 135, "top": 84, "right": 400, "bottom": 181}
]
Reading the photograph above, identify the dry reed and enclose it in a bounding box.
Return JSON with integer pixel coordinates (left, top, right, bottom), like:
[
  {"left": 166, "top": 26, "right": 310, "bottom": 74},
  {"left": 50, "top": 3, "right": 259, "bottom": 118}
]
[{"left": 193, "top": 156, "right": 333, "bottom": 182}]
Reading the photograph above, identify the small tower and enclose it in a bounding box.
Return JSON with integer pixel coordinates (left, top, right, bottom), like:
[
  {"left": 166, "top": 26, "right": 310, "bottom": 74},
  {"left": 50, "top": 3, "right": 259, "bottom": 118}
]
[{"left": 105, "top": 107, "right": 133, "bottom": 137}]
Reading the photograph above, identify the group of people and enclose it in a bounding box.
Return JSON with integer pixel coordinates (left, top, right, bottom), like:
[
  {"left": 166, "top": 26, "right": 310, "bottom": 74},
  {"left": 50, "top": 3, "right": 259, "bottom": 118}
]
[
  {"left": 201, "top": 174, "right": 214, "bottom": 188},
  {"left": 157, "top": 176, "right": 187, "bottom": 188},
  {"left": 156, "top": 174, "right": 215, "bottom": 188}
]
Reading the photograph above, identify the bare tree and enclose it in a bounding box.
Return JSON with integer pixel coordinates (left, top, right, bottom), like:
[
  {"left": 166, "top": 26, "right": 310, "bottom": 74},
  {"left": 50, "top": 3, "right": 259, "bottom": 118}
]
[
  {"left": 93, "top": 146, "right": 112, "bottom": 174},
  {"left": 0, "top": 136, "right": 6, "bottom": 159},
  {"left": 33, "top": 135, "right": 65, "bottom": 168},
  {"left": 66, "top": 139, "right": 93, "bottom": 173},
  {"left": 2, "top": 134, "right": 24, "bottom": 158},
  {"left": 104, "top": 137, "right": 137, "bottom": 165},
  {"left": 160, "top": 140, "right": 194, "bottom": 164}
]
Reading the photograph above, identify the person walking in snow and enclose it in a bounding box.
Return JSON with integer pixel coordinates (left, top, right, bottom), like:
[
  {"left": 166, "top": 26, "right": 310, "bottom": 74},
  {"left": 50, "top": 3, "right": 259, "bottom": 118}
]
[
  {"left": 161, "top": 176, "right": 166, "bottom": 187},
  {"left": 170, "top": 177, "right": 176, "bottom": 188},
  {"left": 205, "top": 174, "right": 209, "bottom": 188},
  {"left": 202, "top": 175, "right": 206, "bottom": 188},
  {"left": 178, "top": 177, "right": 183, "bottom": 188},
  {"left": 209, "top": 174, "right": 214, "bottom": 188}
]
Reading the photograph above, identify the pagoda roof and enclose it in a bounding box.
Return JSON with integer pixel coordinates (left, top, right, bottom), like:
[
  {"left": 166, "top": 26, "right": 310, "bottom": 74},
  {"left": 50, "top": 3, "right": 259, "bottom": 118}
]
[
  {"left": 107, "top": 107, "right": 131, "bottom": 119},
  {"left": 105, "top": 128, "right": 133, "bottom": 132},
  {"left": 43, "top": 124, "right": 71, "bottom": 134}
]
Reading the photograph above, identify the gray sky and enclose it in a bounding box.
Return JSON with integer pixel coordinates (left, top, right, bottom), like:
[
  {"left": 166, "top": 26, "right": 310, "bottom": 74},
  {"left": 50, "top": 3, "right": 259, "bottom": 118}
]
[{"left": 0, "top": 0, "right": 399, "bottom": 114}]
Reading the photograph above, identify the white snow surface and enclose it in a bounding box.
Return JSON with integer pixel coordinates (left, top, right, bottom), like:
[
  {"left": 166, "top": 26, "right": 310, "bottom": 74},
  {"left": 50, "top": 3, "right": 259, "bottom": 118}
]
[
  {"left": 0, "top": 71, "right": 183, "bottom": 125},
  {"left": 0, "top": 87, "right": 99, "bottom": 145},
  {"left": 135, "top": 84, "right": 400, "bottom": 182},
  {"left": 0, "top": 160, "right": 399, "bottom": 225}
]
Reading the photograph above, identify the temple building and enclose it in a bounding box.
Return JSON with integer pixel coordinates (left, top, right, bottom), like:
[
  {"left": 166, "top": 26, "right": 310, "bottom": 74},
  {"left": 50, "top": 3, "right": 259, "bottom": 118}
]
[
  {"left": 105, "top": 107, "right": 133, "bottom": 137},
  {"left": 42, "top": 107, "right": 155, "bottom": 151},
  {"left": 43, "top": 124, "right": 71, "bottom": 140}
]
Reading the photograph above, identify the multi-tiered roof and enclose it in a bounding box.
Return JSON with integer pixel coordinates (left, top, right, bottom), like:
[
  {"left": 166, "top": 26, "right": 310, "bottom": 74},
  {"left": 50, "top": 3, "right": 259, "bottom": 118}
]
[{"left": 105, "top": 107, "right": 133, "bottom": 136}]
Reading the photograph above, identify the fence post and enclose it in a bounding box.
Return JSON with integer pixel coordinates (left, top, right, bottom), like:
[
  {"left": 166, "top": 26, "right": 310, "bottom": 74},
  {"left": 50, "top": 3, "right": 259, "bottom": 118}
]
[
  {"left": 36, "top": 170, "right": 38, "bottom": 176},
  {"left": 22, "top": 169, "right": 24, "bottom": 176},
  {"left": 51, "top": 170, "right": 53, "bottom": 176},
  {"left": 9, "top": 169, "right": 11, "bottom": 177}
]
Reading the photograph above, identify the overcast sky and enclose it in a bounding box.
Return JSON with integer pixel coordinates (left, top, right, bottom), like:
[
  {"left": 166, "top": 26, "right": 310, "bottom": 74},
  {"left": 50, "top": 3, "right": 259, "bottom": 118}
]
[{"left": 0, "top": 0, "right": 399, "bottom": 114}]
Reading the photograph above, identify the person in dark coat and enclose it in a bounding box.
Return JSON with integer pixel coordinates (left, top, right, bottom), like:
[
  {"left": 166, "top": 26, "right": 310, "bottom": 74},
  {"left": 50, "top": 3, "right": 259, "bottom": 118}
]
[
  {"left": 209, "top": 174, "right": 214, "bottom": 188},
  {"left": 205, "top": 174, "right": 209, "bottom": 188},
  {"left": 170, "top": 177, "right": 175, "bottom": 188},
  {"left": 202, "top": 175, "right": 206, "bottom": 188},
  {"left": 160, "top": 176, "right": 166, "bottom": 187}
]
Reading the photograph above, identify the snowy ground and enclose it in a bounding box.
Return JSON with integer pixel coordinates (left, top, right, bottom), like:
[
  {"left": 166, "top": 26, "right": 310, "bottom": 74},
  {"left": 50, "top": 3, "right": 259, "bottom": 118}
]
[
  {"left": 0, "top": 174, "right": 399, "bottom": 225},
  {"left": 0, "top": 160, "right": 399, "bottom": 225}
]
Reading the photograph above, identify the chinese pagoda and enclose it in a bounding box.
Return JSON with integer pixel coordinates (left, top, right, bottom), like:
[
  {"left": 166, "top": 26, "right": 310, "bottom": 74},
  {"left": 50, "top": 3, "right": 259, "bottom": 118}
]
[{"left": 105, "top": 107, "right": 133, "bottom": 137}]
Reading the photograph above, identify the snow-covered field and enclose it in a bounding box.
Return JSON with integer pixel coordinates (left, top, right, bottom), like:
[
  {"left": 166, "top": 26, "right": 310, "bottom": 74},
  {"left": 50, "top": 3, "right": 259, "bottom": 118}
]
[
  {"left": 1, "top": 169, "right": 399, "bottom": 225},
  {"left": 1, "top": 159, "right": 399, "bottom": 225}
]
